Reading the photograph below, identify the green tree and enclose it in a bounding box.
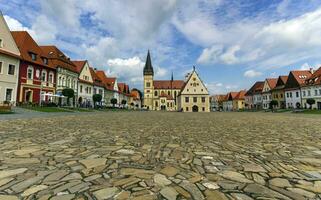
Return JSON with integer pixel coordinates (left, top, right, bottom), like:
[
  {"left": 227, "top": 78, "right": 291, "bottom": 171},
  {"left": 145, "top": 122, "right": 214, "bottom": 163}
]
[
  {"left": 111, "top": 98, "right": 117, "bottom": 108},
  {"left": 270, "top": 100, "right": 278, "bottom": 112},
  {"left": 306, "top": 98, "right": 315, "bottom": 109},
  {"left": 93, "top": 94, "right": 102, "bottom": 108},
  {"left": 62, "top": 88, "right": 74, "bottom": 106}
]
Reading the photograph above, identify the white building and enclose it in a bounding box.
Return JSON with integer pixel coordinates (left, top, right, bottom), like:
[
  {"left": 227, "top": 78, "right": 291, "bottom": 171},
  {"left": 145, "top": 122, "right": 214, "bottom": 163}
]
[
  {"left": 301, "top": 67, "right": 321, "bottom": 109},
  {"left": 73, "top": 60, "right": 94, "bottom": 107},
  {"left": 284, "top": 70, "right": 312, "bottom": 109},
  {"left": 0, "top": 13, "right": 20, "bottom": 105},
  {"left": 262, "top": 78, "right": 278, "bottom": 110}
]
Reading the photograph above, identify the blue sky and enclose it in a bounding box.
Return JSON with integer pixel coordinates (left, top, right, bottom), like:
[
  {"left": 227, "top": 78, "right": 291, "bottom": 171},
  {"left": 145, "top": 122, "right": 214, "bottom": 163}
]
[{"left": 2, "top": 0, "right": 321, "bottom": 94}]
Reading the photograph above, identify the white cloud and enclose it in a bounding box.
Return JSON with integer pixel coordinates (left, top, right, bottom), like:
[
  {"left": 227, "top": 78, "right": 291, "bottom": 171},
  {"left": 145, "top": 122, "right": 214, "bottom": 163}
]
[
  {"left": 206, "top": 82, "right": 239, "bottom": 94},
  {"left": 4, "top": 15, "right": 35, "bottom": 36},
  {"left": 300, "top": 63, "right": 320, "bottom": 71},
  {"left": 244, "top": 70, "right": 263, "bottom": 78},
  {"left": 105, "top": 56, "right": 168, "bottom": 85}
]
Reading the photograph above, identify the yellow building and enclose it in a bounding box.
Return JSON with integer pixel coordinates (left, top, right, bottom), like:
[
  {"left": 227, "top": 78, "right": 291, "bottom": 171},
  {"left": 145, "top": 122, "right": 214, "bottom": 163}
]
[
  {"left": 143, "top": 51, "right": 210, "bottom": 112},
  {"left": 271, "top": 76, "right": 288, "bottom": 109},
  {"left": 143, "top": 51, "right": 184, "bottom": 111},
  {"left": 177, "top": 67, "right": 210, "bottom": 112}
]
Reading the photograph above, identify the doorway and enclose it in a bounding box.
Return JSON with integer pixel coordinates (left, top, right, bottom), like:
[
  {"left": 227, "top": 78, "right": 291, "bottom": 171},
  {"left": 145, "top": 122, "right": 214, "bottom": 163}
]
[{"left": 192, "top": 105, "right": 199, "bottom": 112}]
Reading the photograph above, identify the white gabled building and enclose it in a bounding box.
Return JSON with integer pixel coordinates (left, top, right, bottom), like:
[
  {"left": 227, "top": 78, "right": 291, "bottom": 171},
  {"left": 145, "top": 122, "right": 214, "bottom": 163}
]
[
  {"left": 284, "top": 70, "right": 312, "bottom": 109},
  {"left": 301, "top": 67, "right": 321, "bottom": 109},
  {"left": 0, "top": 13, "right": 21, "bottom": 105},
  {"left": 262, "top": 78, "right": 278, "bottom": 110}
]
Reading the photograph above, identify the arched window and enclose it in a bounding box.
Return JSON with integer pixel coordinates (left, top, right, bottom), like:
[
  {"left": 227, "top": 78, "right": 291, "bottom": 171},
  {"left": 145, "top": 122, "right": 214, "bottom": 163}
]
[
  {"left": 58, "top": 77, "right": 62, "bottom": 86},
  {"left": 174, "top": 91, "right": 177, "bottom": 97},
  {"left": 168, "top": 91, "right": 170, "bottom": 95},
  {"left": 62, "top": 77, "right": 65, "bottom": 86},
  {"left": 27, "top": 66, "right": 34, "bottom": 79},
  {"left": 48, "top": 72, "right": 54, "bottom": 83},
  {"left": 41, "top": 70, "right": 47, "bottom": 82},
  {"left": 74, "top": 80, "right": 77, "bottom": 89},
  {"left": 154, "top": 91, "right": 158, "bottom": 96},
  {"left": 67, "top": 78, "right": 71, "bottom": 87}
]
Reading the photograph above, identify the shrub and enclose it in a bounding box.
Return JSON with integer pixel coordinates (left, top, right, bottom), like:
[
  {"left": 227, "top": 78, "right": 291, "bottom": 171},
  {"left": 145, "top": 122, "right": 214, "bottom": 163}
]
[{"left": 307, "top": 98, "right": 316, "bottom": 109}]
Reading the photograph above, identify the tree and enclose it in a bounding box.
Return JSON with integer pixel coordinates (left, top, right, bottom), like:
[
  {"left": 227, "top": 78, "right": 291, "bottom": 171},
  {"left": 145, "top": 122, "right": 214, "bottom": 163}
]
[
  {"left": 93, "top": 94, "right": 102, "bottom": 108},
  {"left": 121, "top": 99, "right": 127, "bottom": 108},
  {"left": 307, "top": 98, "right": 315, "bottom": 109},
  {"left": 270, "top": 100, "right": 278, "bottom": 112},
  {"left": 62, "top": 88, "right": 74, "bottom": 106},
  {"left": 111, "top": 98, "right": 117, "bottom": 108}
]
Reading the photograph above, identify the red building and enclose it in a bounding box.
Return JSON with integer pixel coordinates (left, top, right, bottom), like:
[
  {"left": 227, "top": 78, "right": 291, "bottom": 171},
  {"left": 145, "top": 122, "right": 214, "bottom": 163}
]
[{"left": 11, "top": 31, "right": 56, "bottom": 104}]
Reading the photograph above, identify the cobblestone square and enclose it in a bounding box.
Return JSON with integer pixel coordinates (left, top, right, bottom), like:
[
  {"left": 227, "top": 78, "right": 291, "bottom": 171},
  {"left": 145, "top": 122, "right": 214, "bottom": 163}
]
[{"left": 0, "top": 112, "right": 321, "bottom": 199}]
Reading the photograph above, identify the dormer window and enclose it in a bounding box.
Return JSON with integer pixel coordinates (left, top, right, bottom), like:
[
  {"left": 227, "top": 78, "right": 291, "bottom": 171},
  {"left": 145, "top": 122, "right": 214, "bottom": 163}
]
[
  {"left": 43, "top": 58, "right": 48, "bottom": 65},
  {"left": 30, "top": 53, "right": 37, "bottom": 61}
]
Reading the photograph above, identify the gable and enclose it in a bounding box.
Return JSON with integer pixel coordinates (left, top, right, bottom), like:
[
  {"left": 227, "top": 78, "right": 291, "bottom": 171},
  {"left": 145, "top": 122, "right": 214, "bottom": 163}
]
[
  {"left": 0, "top": 15, "right": 20, "bottom": 56},
  {"left": 262, "top": 80, "right": 271, "bottom": 92},
  {"left": 181, "top": 70, "right": 209, "bottom": 95},
  {"left": 79, "top": 61, "right": 93, "bottom": 83}
]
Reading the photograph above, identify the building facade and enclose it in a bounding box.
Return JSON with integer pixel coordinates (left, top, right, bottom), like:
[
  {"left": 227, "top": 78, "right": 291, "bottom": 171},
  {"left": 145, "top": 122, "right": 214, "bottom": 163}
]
[
  {"left": 12, "top": 31, "right": 56, "bottom": 104},
  {"left": 90, "top": 67, "right": 105, "bottom": 106},
  {"left": 177, "top": 67, "right": 210, "bottom": 112},
  {"left": 271, "top": 76, "right": 288, "bottom": 109},
  {"left": 301, "top": 67, "right": 321, "bottom": 109},
  {"left": 210, "top": 94, "right": 225, "bottom": 111},
  {"left": 245, "top": 81, "right": 264, "bottom": 109},
  {"left": 143, "top": 51, "right": 184, "bottom": 111},
  {"left": 262, "top": 78, "right": 278, "bottom": 110},
  {"left": 73, "top": 60, "right": 94, "bottom": 107},
  {"left": 0, "top": 14, "right": 20, "bottom": 105},
  {"left": 40, "top": 46, "right": 79, "bottom": 106},
  {"left": 284, "top": 70, "right": 312, "bottom": 109}
]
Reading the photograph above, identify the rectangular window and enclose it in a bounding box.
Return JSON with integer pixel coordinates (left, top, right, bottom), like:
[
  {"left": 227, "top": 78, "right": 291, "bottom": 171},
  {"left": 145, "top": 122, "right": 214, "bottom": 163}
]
[
  {"left": 193, "top": 97, "right": 197, "bottom": 103},
  {"left": 186, "top": 107, "right": 189, "bottom": 111},
  {"left": 286, "top": 93, "right": 289, "bottom": 98},
  {"left": 31, "top": 53, "right": 37, "bottom": 61},
  {"left": 202, "top": 107, "right": 205, "bottom": 111},
  {"left": 5, "top": 88, "right": 13, "bottom": 101},
  {"left": 315, "top": 90, "right": 318, "bottom": 96},
  {"left": 201, "top": 97, "right": 206, "bottom": 103},
  {"left": 185, "top": 97, "right": 189, "bottom": 103},
  {"left": 43, "top": 58, "right": 48, "bottom": 65},
  {"left": 8, "top": 64, "right": 15, "bottom": 75},
  {"left": 308, "top": 90, "right": 311, "bottom": 96},
  {"left": 319, "top": 89, "right": 321, "bottom": 96},
  {"left": 303, "top": 91, "right": 306, "bottom": 97},
  {"left": 49, "top": 73, "right": 53, "bottom": 83},
  {"left": 41, "top": 72, "right": 46, "bottom": 81},
  {"left": 296, "top": 92, "right": 299, "bottom": 98},
  {"left": 289, "top": 93, "right": 292, "bottom": 98},
  {"left": 146, "top": 82, "right": 150, "bottom": 87},
  {"left": 80, "top": 85, "right": 83, "bottom": 93},
  {"left": 0, "top": 38, "right": 3, "bottom": 47},
  {"left": 0, "top": 62, "right": 2, "bottom": 73}
]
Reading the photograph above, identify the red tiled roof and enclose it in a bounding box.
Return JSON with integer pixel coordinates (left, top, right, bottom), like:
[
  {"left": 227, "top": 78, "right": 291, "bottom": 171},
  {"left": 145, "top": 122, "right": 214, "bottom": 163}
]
[
  {"left": 153, "top": 80, "right": 184, "bottom": 89},
  {"left": 96, "top": 70, "right": 117, "bottom": 91},
  {"left": 266, "top": 78, "right": 278, "bottom": 89},
  {"left": 245, "top": 81, "right": 264, "bottom": 96},
  {"left": 11, "top": 31, "right": 53, "bottom": 68},
  {"left": 40, "top": 45, "right": 78, "bottom": 73},
  {"left": 235, "top": 90, "right": 246, "bottom": 100},
  {"left": 72, "top": 60, "right": 86, "bottom": 73},
  {"left": 290, "top": 70, "right": 312, "bottom": 86},
  {"left": 280, "top": 76, "right": 288, "bottom": 84},
  {"left": 89, "top": 67, "right": 104, "bottom": 87},
  {"left": 130, "top": 90, "right": 140, "bottom": 100},
  {"left": 305, "top": 67, "right": 321, "bottom": 86}
]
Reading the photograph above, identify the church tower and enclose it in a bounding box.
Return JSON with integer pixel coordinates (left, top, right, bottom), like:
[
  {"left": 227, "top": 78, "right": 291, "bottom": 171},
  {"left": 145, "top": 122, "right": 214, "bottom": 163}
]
[{"left": 143, "top": 50, "right": 154, "bottom": 110}]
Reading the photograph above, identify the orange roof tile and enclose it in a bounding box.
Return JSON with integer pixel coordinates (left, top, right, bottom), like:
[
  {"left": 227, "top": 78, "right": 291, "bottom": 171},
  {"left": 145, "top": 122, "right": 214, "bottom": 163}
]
[
  {"left": 11, "top": 31, "right": 52, "bottom": 68},
  {"left": 153, "top": 80, "right": 184, "bottom": 89},
  {"left": 72, "top": 60, "right": 87, "bottom": 73}
]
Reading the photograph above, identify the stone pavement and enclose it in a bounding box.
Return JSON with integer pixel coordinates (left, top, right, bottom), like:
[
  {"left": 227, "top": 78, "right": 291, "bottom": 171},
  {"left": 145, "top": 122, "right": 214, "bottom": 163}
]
[{"left": 0, "top": 112, "right": 321, "bottom": 199}]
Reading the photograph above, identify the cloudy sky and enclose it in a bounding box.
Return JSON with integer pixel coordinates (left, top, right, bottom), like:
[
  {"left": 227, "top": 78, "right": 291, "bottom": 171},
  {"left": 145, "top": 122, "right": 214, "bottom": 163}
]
[{"left": 2, "top": 0, "right": 321, "bottom": 94}]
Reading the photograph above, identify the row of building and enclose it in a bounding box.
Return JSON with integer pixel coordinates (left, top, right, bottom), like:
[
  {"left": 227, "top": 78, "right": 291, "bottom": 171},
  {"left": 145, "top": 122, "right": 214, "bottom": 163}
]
[
  {"left": 0, "top": 14, "right": 141, "bottom": 108},
  {"left": 211, "top": 67, "right": 321, "bottom": 111}
]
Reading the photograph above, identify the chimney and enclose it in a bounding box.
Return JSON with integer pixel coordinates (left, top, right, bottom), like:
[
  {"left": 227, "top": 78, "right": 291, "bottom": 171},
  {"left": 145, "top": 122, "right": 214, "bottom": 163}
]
[{"left": 310, "top": 68, "right": 314, "bottom": 74}]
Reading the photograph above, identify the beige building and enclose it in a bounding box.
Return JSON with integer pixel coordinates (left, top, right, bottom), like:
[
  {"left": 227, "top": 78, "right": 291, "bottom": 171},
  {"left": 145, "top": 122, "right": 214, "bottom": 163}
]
[
  {"left": 0, "top": 13, "right": 20, "bottom": 105},
  {"left": 73, "top": 60, "right": 94, "bottom": 107},
  {"left": 143, "top": 50, "right": 184, "bottom": 111},
  {"left": 177, "top": 67, "right": 210, "bottom": 112}
]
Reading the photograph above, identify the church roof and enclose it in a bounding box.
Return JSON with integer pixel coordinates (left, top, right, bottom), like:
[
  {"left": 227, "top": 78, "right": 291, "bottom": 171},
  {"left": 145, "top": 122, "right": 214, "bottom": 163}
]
[
  {"left": 143, "top": 50, "right": 154, "bottom": 76},
  {"left": 153, "top": 80, "right": 184, "bottom": 89}
]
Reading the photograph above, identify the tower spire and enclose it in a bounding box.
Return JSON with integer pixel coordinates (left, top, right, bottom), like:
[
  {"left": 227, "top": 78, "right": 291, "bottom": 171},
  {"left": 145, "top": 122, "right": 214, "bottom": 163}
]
[{"left": 143, "top": 50, "right": 154, "bottom": 76}]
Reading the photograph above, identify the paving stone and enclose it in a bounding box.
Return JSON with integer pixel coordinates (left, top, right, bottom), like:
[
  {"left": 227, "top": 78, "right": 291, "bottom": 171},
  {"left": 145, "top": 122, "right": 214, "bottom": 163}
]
[
  {"left": 79, "top": 158, "right": 107, "bottom": 169},
  {"left": 154, "top": 174, "right": 172, "bottom": 187},
  {"left": 269, "top": 178, "right": 292, "bottom": 188},
  {"left": 0, "top": 195, "right": 19, "bottom": 200},
  {"left": 180, "top": 180, "right": 204, "bottom": 200},
  {"left": 243, "top": 163, "right": 266, "bottom": 173},
  {"left": 204, "top": 190, "right": 228, "bottom": 200},
  {"left": 244, "top": 183, "right": 291, "bottom": 199},
  {"left": 231, "top": 193, "right": 254, "bottom": 200},
  {"left": 93, "top": 187, "right": 119, "bottom": 200},
  {"left": 50, "top": 194, "right": 75, "bottom": 200},
  {"left": 160, "top": 166, "right": 179, "bottom": 177},
  {"left": 160, "top": 186, "right": 178, "bottom": 200},
  {"left": 0, "top": 168, "right": 28, "bottom": 179},
  {"left": 11, "top": 175, "right": 44, "bottom": 193},
  {"left": 21, "top": 184, "right": 48, "bottom": 197},
  {"left": 218, "top": 171, "right": 253, "bottom": 183},
  {"left": 202, "top": 182, "right": 220, "bottom": 190}
]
